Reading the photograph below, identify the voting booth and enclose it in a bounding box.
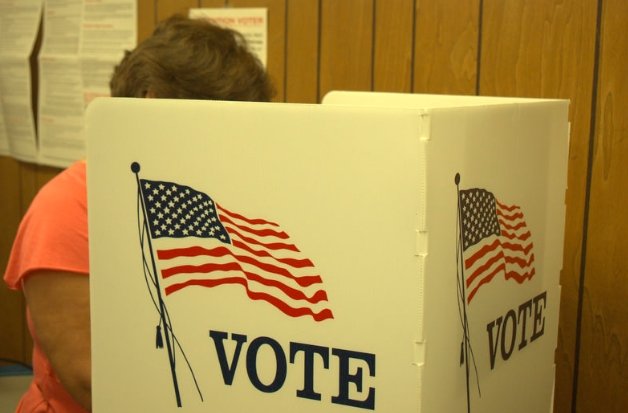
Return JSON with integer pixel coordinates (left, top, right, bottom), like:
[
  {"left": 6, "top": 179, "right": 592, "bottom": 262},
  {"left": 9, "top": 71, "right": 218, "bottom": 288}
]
[{"left": 86, "top": 92, "right": 568, "bottom": 412}]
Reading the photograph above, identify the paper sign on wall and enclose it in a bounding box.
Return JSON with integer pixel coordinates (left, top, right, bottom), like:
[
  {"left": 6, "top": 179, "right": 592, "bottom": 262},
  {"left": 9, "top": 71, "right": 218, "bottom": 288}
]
[{"left": 189, "top": 8, "right": 267, "bottom": 67}]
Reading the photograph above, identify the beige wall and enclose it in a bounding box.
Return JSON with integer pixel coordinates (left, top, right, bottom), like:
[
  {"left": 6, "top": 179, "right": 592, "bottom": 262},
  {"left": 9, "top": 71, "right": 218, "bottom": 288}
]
[{"left": 1, "top": 1, "right": 626, "bottom": 411}]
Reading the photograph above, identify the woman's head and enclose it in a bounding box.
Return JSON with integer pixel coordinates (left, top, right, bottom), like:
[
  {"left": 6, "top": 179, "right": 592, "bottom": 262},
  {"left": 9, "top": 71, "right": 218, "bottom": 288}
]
[{"left": 110, "top": 15, "right": 274, "bottom": 102}]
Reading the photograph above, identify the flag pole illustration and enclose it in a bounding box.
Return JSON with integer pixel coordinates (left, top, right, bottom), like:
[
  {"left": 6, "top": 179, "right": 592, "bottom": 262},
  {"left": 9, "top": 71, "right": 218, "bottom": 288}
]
[
  {"left": 456, "top": 172, "right": 537, "bottom": 411},
  {"left": 131, "top": 162, "right": 333, "bottom": 406},
  {"left": 455, "top": 173, "right": 474, "bottom": 413},
  {"left": 132, "top": 162, "right": 183, "bottom": 407}
]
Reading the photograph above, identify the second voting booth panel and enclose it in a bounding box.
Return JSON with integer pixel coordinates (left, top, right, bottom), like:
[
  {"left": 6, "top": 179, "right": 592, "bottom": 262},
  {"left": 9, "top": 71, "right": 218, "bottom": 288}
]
[{"left": 86, "top": 92, "right": 568, "bottom": 412}]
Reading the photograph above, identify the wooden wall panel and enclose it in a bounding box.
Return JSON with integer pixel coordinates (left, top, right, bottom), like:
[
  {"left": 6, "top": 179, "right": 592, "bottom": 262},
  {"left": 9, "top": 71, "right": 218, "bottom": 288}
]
[
  {"left": 200, "top": 0, "right": 228, "bottom": 7},
  {"left": 35, "top": 166, "right": 61, "bottom": 189},
  {"left": 479, "top": 2, "right": 599, "bottom": 411},
  {"left": 285, "top": 0, "right": 319, "bottom": 103},
  {"left": 319, "top": 0, "right": 374, "bottom": 99},
  {"left": 0, "top": 158, "right": 21, "bottom": 268},
  {"left": 0, "top": 157, "right": 27, "bottom": 364},
  {"left": 0, "top": 284, "right": 26, "bottom": 364},
  {"left": 156, "top": 0, "right": 200, "bottom": 22},
  {"left": 138, "top": 0, "right": 157, "bottom": 42},
  {"left": 480, "top": 0, "right": 597, "bottom": 97},
  {"left": 413, "top": 0, "right": 479, "bottom": 95},
  {"left": 373, "top": 0, "right": 414, "bottom": 93},
  {"left": 577, "top": 1, "right": 628, "bottom": 411},
  {"left": 19, "top": 163, "right": 59, "bottom": 208},
  {"left": 18, "top": 163, "right": 39, "bottom": 216},
  {"left": 543, "top": 2, "right": 599, "bottom": 410}
]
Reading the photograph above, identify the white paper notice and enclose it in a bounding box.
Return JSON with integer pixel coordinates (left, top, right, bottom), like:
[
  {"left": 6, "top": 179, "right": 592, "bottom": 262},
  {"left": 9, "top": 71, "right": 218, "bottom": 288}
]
[
  {"left": 0, "top": 0, "right": 42, "bottom": 54},
  {"left": 80, "top": 0, "right": 136, "bottom": 55},
  {"left": 0, "top": 57, "right": 39, "bottom": 162},
  {"left": 79, "top": 0, "right": 136, "bottom": 130},
  {"left": 0, "top": 0, "right": 43, "bottom": 162},
  {"left": 40, "top": 0, "right": 82, "bottom": 55},
  {"left": 37, "top": 0, "right": 84, "bottom": 166},
  {"left": 189, "top": 8, "right": 268, "bottom": 67},
  {"left": 38, "top": 55, "right": 85, "bottom": 164},
  {"left": 37, "top": 0, "right": 136, "bottom": 167}
]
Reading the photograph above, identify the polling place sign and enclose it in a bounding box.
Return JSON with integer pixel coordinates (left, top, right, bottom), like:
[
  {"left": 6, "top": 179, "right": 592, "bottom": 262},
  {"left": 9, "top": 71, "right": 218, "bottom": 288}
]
[{"left": 87, "top": 93, "right": 568, "bottom": 412}]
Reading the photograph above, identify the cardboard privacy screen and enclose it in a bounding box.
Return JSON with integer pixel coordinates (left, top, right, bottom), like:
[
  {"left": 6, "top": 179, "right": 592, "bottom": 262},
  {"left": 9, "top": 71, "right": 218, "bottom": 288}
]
[{"left": 86, "top": 93, "right": 568, "bottom": 412}]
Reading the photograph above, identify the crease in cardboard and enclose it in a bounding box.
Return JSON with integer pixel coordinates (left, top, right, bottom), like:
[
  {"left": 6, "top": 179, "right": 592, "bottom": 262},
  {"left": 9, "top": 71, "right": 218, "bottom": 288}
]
[{"left": 414, "top": 111, "right": 429, "bottom": 385}]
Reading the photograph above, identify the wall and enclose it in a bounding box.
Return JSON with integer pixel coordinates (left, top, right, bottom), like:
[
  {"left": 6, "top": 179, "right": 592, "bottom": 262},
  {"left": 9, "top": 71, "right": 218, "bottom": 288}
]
[{"left": 0, "top": 0, "right": 626, "bottom": 411}]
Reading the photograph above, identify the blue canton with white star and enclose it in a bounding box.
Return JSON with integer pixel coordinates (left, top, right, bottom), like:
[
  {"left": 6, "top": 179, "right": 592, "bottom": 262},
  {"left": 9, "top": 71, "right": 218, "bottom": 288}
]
[
  {"left": 459, "top": 188, "right": 501, "bottom": 251},
  {"left": 140, "top": 179, "right": 231, "bottom": 243}
]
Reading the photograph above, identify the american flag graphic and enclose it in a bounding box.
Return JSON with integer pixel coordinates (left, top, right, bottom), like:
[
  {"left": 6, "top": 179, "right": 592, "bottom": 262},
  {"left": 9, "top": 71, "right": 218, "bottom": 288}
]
[
  {"left": 459, "top": 188, "right": 535, "bottom": 303},
  {"left": 139, "top": 179, "right": 334, "bottom": 322}
]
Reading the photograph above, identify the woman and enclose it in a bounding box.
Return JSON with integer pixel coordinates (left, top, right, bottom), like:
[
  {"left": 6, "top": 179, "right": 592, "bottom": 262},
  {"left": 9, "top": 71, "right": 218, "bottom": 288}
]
[{"left": 3, "top": 15, "right": 274, "bottom": 412}]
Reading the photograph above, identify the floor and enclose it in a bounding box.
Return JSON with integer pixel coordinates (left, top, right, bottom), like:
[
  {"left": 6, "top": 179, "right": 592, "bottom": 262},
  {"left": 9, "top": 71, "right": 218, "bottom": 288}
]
[{"left": 0, "top": 365, "right": 31, "bottom": 412}]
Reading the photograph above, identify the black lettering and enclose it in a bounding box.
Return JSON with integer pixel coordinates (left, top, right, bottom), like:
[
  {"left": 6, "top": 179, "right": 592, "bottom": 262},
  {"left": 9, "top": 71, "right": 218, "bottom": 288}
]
[
  {"left": 531, "top": 291, "right": 547, "bottom": 342},
  {"left": 209, "top": 330, "right": 247, "bottom": 385},
  {"left": 246, "top": 336, "right": 287, "bottom": 393},
  {"left": 290, "top": 342, "right": 330, "bottom": 401},
  {"left": 500, "top": 309, "right": 517, "bottom": 361},
  {"left": 517, "top": 299, "right": 533, "bottom": 350},
  {"left": 486, "top": 317, "right": 502, "bottom": 370},
  {"left": 331, "top": 348, "right": 375, "bottom": 410}
]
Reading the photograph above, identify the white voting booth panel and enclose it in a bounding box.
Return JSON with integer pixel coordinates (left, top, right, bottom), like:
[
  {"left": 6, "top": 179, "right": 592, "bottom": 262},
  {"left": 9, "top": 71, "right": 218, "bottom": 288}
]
[{"left": 86, "top": 93, "right": 568, "bottom": 413}]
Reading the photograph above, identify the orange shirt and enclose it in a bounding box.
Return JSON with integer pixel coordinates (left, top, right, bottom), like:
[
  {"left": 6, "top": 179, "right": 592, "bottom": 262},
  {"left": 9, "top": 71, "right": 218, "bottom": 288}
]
[{"left": 4, "top": 161, "right": 89, "bottom": 413}]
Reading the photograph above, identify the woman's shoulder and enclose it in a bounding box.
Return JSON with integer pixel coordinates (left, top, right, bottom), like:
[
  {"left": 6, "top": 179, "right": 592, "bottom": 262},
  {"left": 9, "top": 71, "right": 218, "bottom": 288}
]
[{"left": 4, "top": 161, "right": 89, "bottom": 289}]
